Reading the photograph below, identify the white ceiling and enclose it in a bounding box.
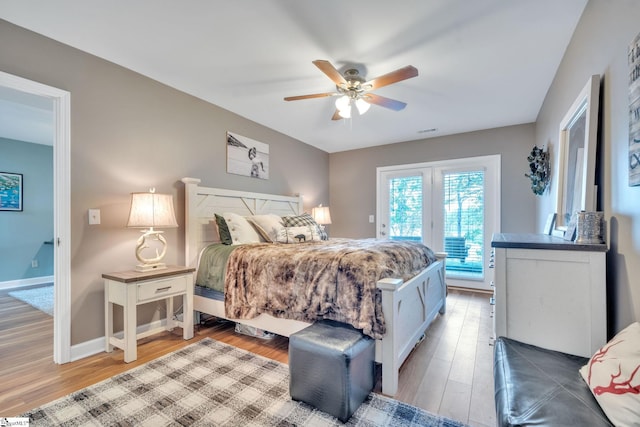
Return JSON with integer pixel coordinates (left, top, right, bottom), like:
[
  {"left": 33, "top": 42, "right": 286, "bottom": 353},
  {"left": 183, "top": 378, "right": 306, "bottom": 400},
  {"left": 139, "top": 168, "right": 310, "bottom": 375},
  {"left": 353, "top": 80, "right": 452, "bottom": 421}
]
[
  {"left": 0, "top": 0, "right": 587, "bottom": 153},
  {"left": 0, "top": 85, "right": 53, "bottom": 146}
]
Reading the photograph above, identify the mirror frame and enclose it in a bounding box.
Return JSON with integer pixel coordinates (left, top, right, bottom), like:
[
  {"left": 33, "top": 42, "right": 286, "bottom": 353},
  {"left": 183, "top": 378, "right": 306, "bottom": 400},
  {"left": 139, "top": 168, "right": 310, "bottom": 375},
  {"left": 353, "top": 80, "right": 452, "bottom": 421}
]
[{"left": 555, "top": 74, "right": 600, "bottom": 232}]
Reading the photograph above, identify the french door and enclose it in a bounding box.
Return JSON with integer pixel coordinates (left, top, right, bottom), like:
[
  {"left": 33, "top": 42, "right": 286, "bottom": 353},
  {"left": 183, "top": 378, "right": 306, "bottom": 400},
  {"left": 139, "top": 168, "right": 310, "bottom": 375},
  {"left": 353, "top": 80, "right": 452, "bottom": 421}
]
[
  {"left": 377, "top": 155, "right": 500, "bottom": 290},
  {"left": 378, "top": 168, "right": 433, "bottom": 244}
]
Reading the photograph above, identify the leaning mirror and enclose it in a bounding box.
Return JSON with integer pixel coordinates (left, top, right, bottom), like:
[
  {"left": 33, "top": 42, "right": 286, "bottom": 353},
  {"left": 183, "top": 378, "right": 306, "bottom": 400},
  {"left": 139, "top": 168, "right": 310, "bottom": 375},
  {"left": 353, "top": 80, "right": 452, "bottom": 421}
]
[{"left": 555, "top": 74, "right": 600, "bottom": 232}]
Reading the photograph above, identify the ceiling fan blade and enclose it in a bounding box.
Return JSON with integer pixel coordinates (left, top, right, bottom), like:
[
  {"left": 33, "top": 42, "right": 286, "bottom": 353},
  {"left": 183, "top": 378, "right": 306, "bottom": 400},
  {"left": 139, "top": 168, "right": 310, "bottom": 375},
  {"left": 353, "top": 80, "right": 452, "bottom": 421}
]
[
  {"left": 313, "top": 60, "right": 347, "bottom": 86},
  {"left": 364, "top": 65, "right": 418, "bottom": 90},
  {"left": 364, "top": 93, "right": 407, "bottom": 111},
  {"left": 331, "top": 110, "right": 343, "bottom": 121},
  {"left": 284, "top": 92, "right": 335, "bottom": 101}
]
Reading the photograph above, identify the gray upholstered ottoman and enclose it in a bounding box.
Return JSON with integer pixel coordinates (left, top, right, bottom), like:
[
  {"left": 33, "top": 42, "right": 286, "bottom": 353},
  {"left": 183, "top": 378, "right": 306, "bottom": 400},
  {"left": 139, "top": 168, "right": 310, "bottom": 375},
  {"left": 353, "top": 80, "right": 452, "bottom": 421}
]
[{"left": 289, "top": 319, "right": 375, "bottom": 422}]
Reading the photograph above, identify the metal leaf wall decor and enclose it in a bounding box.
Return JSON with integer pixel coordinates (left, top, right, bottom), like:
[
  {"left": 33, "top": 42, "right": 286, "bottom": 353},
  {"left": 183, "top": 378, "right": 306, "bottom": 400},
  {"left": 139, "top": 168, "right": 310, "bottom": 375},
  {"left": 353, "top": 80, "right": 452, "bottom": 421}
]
[{"left": 525, "top": 145, "right": 550, "bottom": 195}]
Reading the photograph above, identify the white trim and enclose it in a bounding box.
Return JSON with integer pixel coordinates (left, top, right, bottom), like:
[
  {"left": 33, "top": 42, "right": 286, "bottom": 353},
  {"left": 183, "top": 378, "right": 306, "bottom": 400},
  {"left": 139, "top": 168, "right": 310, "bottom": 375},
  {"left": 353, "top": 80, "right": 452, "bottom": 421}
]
[
  {"left": 0, "top": 71, "right": 71, "bottom": 364},
  {"left": 70, "top": 319, "right": 168, "bottom": 362},
  {"left": 0, "top": 275, "right": 54, "bottom": 290}
]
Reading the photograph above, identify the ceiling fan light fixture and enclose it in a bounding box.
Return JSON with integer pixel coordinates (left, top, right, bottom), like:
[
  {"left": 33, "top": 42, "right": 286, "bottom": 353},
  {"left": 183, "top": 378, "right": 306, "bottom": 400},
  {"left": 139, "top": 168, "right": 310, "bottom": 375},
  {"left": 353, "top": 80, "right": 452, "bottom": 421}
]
[
  {"left": 355, "top": 98, "right": 370, "bottom": 115},
  {"left": 285, "top": 60, "right": 418, "bottom": 121},
  {"left": 335, "top": 95, "right": 350, "bottom": 112},
  {"left": 338, "top": 105, "right": 352, "bottom": 119}
]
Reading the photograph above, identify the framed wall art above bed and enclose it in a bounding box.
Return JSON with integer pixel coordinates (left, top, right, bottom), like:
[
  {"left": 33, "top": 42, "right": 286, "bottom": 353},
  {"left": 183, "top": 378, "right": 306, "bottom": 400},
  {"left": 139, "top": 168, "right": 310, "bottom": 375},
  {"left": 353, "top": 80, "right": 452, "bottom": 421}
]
[{"left": 226, "top": 131, "right": 270, "bottom": 180}]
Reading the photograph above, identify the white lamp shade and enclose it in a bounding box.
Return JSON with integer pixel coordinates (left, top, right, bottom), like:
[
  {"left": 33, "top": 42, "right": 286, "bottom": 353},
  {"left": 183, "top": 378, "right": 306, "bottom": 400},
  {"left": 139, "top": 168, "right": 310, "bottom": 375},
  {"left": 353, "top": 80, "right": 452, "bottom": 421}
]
[
  {"left": 127, "top": 192, "right": 178, "bottom": 229},
  {"left": 338, "top": 107, "right": 351, "bottom": 119},
  {"left": 312, "top": 205, "right": 332, "bottom": 225},
  {"left": 335, "top": 95, "right": 350, "bottom": 111},
  {"left": 355, "top": 98, "right": 370, "bottom": 115}
]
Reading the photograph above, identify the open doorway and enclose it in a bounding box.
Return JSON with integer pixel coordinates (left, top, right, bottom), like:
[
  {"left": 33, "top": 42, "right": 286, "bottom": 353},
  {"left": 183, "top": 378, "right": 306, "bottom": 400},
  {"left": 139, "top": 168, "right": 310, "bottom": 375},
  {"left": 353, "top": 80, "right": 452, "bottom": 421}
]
[{"left": 0, "top": 71, "right": 71, "bottom": 363}]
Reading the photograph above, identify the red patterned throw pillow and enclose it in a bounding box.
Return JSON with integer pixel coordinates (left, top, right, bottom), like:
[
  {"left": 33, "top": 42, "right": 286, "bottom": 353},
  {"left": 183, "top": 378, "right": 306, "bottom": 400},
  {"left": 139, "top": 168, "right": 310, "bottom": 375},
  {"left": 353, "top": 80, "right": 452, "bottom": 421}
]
[{"left": 579, "top": 322, "right": 640, "bottom": 426}]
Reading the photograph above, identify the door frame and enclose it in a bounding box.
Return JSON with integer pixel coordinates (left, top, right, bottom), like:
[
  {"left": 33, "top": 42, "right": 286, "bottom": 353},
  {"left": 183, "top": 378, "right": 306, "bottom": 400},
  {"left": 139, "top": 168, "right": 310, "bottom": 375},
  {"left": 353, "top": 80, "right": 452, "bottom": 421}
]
[
  {"left": 0, "top": 71, "right": 71, "bottom": 363},
  {"left": 377, "top": 154, "right": 501, "bottom": 290}
]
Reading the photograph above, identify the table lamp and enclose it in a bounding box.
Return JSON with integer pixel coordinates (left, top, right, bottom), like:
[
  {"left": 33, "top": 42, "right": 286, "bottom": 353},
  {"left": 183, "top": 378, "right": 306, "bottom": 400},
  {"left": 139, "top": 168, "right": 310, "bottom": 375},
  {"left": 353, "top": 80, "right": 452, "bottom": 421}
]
[
  {"left": 312, "top": 204, "right": 332, "bottom": 237},
  {"left": 126, "top": 188, "right": 178, "bottom": 271}
]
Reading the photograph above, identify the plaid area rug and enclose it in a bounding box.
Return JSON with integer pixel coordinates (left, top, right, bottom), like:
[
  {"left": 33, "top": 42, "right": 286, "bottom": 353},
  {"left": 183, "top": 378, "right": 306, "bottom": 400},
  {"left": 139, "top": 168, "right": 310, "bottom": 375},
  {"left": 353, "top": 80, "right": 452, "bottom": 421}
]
[{"left": 23, "top": 338, "right": 468, "bottom": 426}]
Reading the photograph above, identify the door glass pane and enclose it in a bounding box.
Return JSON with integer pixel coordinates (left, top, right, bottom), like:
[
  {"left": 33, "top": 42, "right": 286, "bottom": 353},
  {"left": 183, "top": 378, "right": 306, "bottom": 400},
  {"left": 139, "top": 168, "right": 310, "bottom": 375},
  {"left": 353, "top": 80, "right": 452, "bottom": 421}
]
[
  {"left": 443, "top": 170, "right": 484, "bottom": 278},
  {"left": 388, "top": 175, "right": 422, "bottom": 241}
]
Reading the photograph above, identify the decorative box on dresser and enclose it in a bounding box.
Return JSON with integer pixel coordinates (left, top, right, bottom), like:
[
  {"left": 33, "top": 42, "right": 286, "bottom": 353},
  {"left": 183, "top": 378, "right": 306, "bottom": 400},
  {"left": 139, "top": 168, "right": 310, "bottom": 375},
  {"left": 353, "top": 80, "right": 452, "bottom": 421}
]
[{"left": 490, "top": 233, "right": 607, "bottom": 358}]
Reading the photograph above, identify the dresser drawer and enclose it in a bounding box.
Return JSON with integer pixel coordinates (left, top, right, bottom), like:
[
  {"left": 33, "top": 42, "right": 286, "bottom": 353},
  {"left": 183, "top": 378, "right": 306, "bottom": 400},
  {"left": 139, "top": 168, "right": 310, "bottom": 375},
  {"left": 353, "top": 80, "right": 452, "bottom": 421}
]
[{"left": 137, "top": 275, "right": 187, "bottom": 302}]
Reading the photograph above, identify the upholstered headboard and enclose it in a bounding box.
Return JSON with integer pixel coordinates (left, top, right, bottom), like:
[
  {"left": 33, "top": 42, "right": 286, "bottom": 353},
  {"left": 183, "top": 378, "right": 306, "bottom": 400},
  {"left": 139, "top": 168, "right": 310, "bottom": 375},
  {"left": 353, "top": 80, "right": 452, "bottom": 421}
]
[{"left": 181, "top": 177, "right": 303, "bottom": 268}]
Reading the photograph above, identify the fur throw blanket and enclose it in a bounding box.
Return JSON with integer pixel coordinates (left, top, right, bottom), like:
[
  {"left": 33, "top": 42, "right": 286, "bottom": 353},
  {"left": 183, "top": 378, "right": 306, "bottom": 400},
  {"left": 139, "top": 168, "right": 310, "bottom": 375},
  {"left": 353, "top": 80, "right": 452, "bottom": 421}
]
[{"left": 225, "top": 238, "right": 436, "bottom": 339}]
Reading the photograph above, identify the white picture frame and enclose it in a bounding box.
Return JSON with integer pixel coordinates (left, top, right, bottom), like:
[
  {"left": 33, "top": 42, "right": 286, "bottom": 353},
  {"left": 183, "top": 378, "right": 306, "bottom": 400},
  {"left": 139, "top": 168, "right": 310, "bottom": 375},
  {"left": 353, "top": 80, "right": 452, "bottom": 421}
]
[
  {"left": 555, "top": 75, "right": 600, "bottom": 232},
  {"left": 544, "top": 213, "right": 556, "bottom": 235},
  {"left": 226, "top": 131, "right": 270, "bottom": 180}
]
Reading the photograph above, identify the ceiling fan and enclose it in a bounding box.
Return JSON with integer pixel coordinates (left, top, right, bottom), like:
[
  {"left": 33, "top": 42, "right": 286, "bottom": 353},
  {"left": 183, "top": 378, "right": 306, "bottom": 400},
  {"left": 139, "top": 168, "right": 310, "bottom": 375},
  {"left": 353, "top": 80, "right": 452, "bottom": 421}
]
[{"left": 284, "top": 60, "right": 418, "bottom": 120}]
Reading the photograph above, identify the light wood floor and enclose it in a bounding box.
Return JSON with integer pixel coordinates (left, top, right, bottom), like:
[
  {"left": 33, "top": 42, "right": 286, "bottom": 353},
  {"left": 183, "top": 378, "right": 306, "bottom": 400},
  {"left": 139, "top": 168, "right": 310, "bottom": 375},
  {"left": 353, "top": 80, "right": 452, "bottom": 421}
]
[{"left": 0, "top": 288, "right": 495, "bottom": 426}]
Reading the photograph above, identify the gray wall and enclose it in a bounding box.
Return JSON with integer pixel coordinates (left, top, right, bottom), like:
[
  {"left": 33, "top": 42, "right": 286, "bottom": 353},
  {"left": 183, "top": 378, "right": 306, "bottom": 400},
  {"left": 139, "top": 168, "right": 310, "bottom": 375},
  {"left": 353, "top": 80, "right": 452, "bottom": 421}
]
[
  {"left": 0, "top": 20, "right": 329, "bottom": 344},
  {"left": 329, "top": 124, "right": 537, "bottom": 239},
  {"left": 0, "top": 138, "right": 53, "bottom": 282},
  {"left": 535, "top": 0, "right": 640, "bottom": 335}
]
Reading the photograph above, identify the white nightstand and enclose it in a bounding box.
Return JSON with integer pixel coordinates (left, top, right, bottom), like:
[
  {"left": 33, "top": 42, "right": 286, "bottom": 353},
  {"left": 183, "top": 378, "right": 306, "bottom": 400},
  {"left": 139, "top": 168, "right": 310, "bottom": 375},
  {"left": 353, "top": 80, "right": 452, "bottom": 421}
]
[{"left": 103, "top": 265, "right": 195, "bottom": 362}]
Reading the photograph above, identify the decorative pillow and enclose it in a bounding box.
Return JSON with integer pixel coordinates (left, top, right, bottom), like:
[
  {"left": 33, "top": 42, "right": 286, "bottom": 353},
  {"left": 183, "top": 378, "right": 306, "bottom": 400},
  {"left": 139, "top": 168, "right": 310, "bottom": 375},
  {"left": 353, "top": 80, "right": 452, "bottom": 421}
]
[
  {"left": 208, "top": 219, "right": 222, "bottom": 243},
  {"left": 276, "top": 225, "right": 321, "bottom": 243},
  {"left": 222, "top": 212, "right": 264, "bottom": 245},
  {"left": 579, "top": 322, "right": 640, "bottom": 426},
  {"left": 282, "top": 213, "right": 328, "bottom": 240},
  {"left": 246, "top": 214, "right": 284, "bottom": 242},
  {"left": 214, "top": 213, "right": 233, "bottom": 245}
]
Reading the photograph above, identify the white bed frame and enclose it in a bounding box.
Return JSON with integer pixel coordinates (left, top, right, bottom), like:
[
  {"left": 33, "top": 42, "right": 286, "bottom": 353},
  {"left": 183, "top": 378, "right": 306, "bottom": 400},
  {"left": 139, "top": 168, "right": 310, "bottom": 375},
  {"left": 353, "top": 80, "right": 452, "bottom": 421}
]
[{"left": 181, "top": 177, "right": 447, "bottom": 396}]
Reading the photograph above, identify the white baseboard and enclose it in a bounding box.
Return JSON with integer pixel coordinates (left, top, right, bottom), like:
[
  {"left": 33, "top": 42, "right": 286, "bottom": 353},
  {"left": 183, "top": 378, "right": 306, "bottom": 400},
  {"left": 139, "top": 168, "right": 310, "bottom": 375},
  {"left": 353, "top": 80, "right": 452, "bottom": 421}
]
[
  {"left": 70, "top": 318, "right": 167, "bottom": 362},
  {"left": 0, "top": 276, "right": 54, "bottom": 290}
]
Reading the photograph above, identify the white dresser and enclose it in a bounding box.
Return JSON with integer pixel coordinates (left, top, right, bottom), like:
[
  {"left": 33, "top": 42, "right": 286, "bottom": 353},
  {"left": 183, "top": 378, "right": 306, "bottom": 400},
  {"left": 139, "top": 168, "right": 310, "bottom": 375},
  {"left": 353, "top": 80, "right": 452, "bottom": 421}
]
[{"left": 491, "top": 233, "right": 607, "bottom": 358}]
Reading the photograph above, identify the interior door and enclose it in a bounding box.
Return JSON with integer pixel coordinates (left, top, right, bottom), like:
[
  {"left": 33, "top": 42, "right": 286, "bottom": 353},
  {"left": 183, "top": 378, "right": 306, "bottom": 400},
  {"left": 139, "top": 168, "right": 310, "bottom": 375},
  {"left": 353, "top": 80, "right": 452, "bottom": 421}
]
[{"left": 0, "top": 71, "right": 72, "bottom": 363}]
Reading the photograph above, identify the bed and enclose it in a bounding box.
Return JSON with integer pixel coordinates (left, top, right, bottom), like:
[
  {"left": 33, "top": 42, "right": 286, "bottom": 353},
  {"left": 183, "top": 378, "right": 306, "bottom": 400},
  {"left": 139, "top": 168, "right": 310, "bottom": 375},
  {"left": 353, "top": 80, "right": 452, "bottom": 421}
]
[{"left": 181, "top": 177, "right": 447, "bottom": 396}]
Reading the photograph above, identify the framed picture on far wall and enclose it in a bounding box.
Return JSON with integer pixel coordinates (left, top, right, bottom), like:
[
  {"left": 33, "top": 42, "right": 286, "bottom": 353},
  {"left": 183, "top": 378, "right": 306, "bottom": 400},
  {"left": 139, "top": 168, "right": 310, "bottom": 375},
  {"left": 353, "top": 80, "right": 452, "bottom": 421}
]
[
  {"left": 0, "top": 172, "right": 23, "bottom": 211},
  {"left": 226, "top": 131, "right": 270, "bottom": 180}
]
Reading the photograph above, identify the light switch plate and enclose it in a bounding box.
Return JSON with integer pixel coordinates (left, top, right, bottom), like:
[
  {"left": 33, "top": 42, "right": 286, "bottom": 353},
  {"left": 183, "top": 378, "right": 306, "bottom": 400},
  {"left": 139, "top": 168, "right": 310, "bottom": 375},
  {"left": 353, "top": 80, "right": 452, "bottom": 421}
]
[{"left": 88, "top": 209, "right": 101, "bottom": 225}]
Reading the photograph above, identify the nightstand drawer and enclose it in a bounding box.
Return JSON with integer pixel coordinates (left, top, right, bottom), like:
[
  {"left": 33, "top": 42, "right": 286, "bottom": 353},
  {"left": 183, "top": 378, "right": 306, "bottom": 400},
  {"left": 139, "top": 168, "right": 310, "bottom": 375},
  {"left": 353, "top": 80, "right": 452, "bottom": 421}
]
[{"left": 137, "top": 275, "right": 187, "bottom": 302}]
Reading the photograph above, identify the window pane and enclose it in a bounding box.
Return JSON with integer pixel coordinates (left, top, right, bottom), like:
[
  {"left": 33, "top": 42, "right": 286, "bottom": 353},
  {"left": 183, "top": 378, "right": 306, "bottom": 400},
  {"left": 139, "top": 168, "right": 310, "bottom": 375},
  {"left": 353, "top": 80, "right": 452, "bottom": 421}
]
[
  {"left": 443, "top": 170, "right": 484, "bottom": 278},
  {"left": 389, "top": 175, "right": 422, "bottom": 241}
]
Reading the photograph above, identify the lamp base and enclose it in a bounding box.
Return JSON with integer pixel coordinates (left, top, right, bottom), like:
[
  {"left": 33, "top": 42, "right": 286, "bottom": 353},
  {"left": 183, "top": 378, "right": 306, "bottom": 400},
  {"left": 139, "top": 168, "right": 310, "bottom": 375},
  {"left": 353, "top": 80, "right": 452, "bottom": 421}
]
[
  {"left": 135, "top": 262, "right": 167, "bottom": 272},
  {"left": 133, "top": 230, "right": 169, "bottom": 272}
]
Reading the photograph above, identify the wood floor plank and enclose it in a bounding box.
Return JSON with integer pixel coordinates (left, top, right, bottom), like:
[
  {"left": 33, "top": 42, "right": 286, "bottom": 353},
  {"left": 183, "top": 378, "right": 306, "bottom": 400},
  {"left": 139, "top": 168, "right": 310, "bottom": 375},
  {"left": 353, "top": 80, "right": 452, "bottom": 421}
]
[
  {"left": 415, "top": 355, "right": 451, "bottom": 413},
  {"left": 0, "top": 288, "right": 496, "bottom": 425},
  {"left": 440, "top": 379, "right": 472, "bottom": 422},
  {"left": 469, "top": 363, "right": 496, "bottom": 426}
]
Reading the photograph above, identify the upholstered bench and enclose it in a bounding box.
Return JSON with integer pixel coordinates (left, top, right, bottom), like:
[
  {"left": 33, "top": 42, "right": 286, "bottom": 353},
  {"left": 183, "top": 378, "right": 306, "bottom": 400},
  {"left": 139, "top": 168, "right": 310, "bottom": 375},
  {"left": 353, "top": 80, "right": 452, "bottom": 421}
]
[
  {"left": 289, "top": 319, "right": 375, "bottom": 422},
  {"left": 494, "top": 337, "right": 612, "bottom": 427}
]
